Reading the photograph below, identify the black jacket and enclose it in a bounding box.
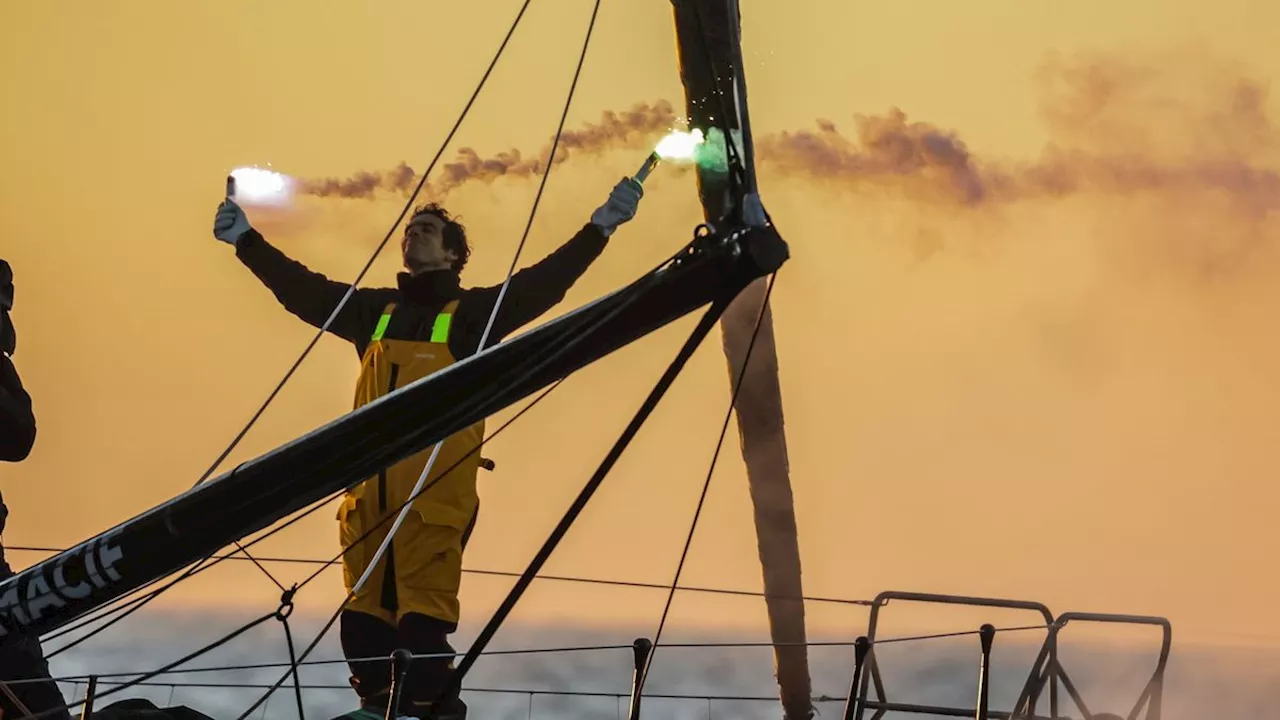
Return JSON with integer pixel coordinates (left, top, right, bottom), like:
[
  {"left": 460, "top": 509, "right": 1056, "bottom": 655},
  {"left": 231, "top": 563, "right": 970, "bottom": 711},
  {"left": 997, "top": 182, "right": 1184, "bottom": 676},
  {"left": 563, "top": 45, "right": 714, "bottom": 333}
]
[
  {"left": 0, "top": 354, "right": 35, "bottom": 463},
  {"left": 235, "top": 222, "right": 610, "bottom": 359}
]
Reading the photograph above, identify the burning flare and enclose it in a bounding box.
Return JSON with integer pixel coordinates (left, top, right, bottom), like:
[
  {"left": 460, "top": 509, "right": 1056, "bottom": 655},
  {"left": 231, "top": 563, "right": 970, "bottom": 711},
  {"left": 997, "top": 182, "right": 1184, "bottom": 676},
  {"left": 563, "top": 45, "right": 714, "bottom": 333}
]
[
  {"left": 635, "top": 128, "right": 706, "bottom": 183},
  {"left": 228, "top": 166, "right": 295, "bottom": 208}
]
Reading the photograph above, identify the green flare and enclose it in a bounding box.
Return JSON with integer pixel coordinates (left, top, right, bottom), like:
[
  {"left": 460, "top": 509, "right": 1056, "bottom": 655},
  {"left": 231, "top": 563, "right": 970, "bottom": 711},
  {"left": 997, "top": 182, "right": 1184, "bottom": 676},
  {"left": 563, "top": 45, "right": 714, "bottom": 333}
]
[{"left": 693, "top": 126, "right": 740, "bottom": 174}]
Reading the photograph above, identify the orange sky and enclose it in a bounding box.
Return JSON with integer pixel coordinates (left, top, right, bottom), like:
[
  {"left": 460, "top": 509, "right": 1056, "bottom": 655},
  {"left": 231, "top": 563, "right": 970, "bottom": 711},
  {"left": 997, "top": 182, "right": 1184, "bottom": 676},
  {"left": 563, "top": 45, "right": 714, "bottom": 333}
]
[{"left": 2, "top": 0, "right": 1280, "bottom": 654}]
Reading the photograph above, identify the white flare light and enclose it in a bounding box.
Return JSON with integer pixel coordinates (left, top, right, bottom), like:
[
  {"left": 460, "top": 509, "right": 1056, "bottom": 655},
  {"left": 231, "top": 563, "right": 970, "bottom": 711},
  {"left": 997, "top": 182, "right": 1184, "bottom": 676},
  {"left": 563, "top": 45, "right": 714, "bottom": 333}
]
[
  {"left": 653, "top": 128, "right": 705, "bottom": 160},
  {"left": 633, "top": 129, "right": 707, "bottom": 183},
  {"left": 228, "top": 166, "right": 295, "bottom": 207}
]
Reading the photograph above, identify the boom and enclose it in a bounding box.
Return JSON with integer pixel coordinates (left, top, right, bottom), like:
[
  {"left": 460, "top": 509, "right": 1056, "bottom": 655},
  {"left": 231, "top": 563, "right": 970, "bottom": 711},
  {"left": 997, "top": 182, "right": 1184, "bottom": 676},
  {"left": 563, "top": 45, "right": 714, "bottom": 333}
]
[{"left": 0, "top": 222, "right": 787, "bottom": 647}]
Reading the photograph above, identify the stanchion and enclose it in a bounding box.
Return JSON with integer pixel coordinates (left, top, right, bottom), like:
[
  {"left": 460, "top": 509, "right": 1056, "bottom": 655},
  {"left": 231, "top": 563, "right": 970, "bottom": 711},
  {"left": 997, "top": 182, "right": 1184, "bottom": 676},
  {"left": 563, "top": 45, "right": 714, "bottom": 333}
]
[
  {"left": 841, "top": 637, "right": 870, "bottom": 720},
  {"left": 975, "top": 624, "right": 995, "bottom": 720},
  {"left": 79, "top": 675, "right": 98, "bottom": 720},
  {"left": 385, "top": 648, "right": 412, "bottom": 720},
  {"left": 627, "top": 638, "right": 653, "bottom": 720}
]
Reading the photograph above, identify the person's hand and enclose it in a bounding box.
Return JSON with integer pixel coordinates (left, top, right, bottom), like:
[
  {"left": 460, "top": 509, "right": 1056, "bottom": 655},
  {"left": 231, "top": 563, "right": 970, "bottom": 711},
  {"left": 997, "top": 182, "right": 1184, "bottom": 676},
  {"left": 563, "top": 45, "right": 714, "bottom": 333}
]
[
  {"left": 590, "top": 178, "right": 644, "bottom": 237},
  {"left": 213, "top": 199, "right": 251, "bottom": 245}
]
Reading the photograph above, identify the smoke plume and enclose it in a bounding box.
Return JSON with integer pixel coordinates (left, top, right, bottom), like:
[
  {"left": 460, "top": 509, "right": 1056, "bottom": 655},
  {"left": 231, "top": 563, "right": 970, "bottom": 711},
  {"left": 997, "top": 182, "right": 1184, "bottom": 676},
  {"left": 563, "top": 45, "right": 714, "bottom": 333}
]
[
  {"left": 298, "top": 52, "right": 1280, "bottom": 226},
  {"left": 753, "top": 51, "right": 1280, "bottom": 212},
  {"left": 299, "top": 100, "right": 679, "bottom": 200}
]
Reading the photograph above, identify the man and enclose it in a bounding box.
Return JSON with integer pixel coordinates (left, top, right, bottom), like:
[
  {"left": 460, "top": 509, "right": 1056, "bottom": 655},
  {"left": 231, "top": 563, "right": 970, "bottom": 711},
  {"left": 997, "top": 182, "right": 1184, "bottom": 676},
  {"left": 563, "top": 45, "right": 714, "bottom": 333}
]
[
  {"left": 0, "top": 259, "right": 72, "bottom": 720},
  {"left": 212, "top": 178, "right": 644, "bottom": 717}
]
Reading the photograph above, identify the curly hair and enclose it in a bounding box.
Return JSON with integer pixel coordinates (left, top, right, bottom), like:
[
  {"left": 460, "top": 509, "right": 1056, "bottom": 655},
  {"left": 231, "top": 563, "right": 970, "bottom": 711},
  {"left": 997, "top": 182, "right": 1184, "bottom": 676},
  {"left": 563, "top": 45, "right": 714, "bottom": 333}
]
[{"left": 410, "top": 202, "right": 470, "bottom": 273}]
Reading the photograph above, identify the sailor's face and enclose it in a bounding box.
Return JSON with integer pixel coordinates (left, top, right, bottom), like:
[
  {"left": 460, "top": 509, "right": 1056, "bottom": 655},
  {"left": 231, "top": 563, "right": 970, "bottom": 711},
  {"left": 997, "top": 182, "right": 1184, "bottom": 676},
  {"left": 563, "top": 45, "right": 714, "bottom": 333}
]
[{"left": 402, "top": 214, "right": 455, "bottom": 272}]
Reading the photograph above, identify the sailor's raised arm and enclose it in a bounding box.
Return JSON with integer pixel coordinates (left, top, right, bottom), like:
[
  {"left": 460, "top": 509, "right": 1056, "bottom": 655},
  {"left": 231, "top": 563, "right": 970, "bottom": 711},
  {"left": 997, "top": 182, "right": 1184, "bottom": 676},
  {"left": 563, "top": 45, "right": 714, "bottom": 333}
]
[
  {"left": 212, "top": 199, "right": 368, "bottom": 343},
  {"left": 451, "top": 178, "right": 644, "bottom": 355}
]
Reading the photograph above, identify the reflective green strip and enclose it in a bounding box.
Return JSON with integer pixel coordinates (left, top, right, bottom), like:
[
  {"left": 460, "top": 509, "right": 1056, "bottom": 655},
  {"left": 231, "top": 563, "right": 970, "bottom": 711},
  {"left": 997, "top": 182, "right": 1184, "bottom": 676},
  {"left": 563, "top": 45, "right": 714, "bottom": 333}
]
[
  {"left": 371, "top": 312, "right": 392, "bottom": 342},
  {"left": 431, "top": 313, "right": 452, "bottom": 343}
]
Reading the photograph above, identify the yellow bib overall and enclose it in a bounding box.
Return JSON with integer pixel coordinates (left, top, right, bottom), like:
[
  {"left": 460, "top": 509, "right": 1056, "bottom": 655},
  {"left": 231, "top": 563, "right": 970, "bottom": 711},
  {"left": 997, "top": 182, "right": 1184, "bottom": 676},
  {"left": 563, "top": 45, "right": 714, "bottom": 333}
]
[{"left": 337, "top": 300, "right": 486, "bottom": 627}]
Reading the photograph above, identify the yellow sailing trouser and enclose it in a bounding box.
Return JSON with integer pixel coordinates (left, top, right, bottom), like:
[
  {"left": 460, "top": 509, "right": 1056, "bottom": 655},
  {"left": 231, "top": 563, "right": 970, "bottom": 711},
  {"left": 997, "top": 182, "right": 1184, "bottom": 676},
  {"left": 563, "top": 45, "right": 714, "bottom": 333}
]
[{"left": 337, "top": 300, "right": 486, "bottom": 627}]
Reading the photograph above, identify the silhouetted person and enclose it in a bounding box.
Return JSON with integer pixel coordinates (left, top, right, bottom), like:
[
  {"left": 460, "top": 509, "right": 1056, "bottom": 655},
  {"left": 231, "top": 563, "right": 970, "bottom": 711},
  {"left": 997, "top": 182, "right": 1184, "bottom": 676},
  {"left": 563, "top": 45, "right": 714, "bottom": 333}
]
[
  {"left": 0, "top": 259, "right": 71, "bottom": 720},
  {"left": 1, "top": 260, "right": 35, "bottom": 461}
]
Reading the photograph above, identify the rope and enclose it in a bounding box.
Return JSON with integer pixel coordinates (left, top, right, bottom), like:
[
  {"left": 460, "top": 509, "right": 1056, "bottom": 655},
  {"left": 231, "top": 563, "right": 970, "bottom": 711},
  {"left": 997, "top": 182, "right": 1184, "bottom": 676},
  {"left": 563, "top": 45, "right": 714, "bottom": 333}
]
[
  {"left": 274, "top": 586, "right": 306, "bottom": 720},
  {"left": 43, "top": 373, "right": 561, "bottom": 670},
  {"left": 52, "top": 349, "right": 569, "bottom": 663},
  {"left": 348, "top": 0, "right": 605, "bottom": 627},
  {"left": 10, "top": 5, "right": 777, "bottom": 718},
  {"left": 636, "top": 271, "right": 777, "bottom": 699},
  {"left": 236, "top": 2, "right": 629, "bottom": 710},
  {"left": 33, "top": 0, "right": 539, "bottom": 658},
  {"left": 228, "top": 251, "right": 713, "bottom": 718},
  {"left": 43, "top": 488, "right": 346, "bottom": 654},
  {"left": 440, "top": 297, "right": 733, "bottom": 701},
  {"left": 191, "top": 1, "right": 536, "bottom": 492},
  {"left": 18, "top": 595, "right": 297, "bottom": 720}
]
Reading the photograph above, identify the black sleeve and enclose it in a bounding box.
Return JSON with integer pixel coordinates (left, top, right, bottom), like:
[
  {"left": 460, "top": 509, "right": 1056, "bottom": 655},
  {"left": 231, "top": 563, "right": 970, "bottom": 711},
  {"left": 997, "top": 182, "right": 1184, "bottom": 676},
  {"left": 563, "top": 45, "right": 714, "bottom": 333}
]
[
  {"left": 450, "top": 223, "right": 609, "bottom": 358},
  {"left": 234, "top": 228, "right": 377, "bottom": 345},
  {"left": 0, "top": 354, "right": 35, "bottom": 462}
]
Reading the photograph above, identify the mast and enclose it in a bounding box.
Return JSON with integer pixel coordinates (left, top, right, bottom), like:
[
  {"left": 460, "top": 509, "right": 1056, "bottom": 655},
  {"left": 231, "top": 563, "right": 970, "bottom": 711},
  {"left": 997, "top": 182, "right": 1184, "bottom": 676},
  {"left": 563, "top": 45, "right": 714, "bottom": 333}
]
[
  {"left": 670, "top": 2, "right": 814, "bottom": 719},
  {"left": 0, "top": 223, "right": 787, "bottom": 646}
]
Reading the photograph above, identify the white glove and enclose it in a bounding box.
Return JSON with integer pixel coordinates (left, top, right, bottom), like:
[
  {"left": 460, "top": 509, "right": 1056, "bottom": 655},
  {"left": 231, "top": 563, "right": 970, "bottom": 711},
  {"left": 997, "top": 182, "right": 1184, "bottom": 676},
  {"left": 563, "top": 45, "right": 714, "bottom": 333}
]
[
  {"left": 213, "top": 199, "right": 251, "bottom": 245},
  {"left": 590, "top": 178, "right": 644, "bottom": 237}
]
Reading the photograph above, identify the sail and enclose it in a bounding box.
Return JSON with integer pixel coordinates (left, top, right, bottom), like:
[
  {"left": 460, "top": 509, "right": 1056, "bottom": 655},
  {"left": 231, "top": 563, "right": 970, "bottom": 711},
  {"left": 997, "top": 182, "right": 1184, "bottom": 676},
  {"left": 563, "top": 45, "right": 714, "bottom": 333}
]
[
  {"left": 0, "top": 222, "right": 787, "bottom": 647},
  {"left": 670, "top": 2, "right": 814, "bottom": 718}
]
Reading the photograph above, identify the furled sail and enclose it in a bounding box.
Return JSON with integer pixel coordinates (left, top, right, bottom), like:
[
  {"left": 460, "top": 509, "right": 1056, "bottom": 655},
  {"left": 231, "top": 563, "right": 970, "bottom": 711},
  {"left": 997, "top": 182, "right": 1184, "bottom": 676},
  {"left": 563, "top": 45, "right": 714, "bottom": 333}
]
[{"left": 670, "top": 2, "right": 814, "bottom": 718}]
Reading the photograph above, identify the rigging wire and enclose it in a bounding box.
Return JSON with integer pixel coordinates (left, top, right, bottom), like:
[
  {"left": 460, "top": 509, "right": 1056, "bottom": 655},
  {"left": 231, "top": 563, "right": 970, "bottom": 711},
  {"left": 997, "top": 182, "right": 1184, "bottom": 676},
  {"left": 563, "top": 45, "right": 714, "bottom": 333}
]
[
  {"left": 228, "top": 219, "right": 723, "bottom": 717},
  {"left": 33, "top": 0, "right": 751, "bottom": 676},
  {"left": 21, "top": 3, "right": 781, "bottom": 715},
  {"left": 231, "top": 246, "right": 675, "bottom": 719},
  {"left": 45, "top": 378, "right": 562, "bottom": 659},
  {"left": 42, "top": 489, "right": 339, "bottom": 652},
  {"left": 635, "top": 269, "right": 777, "bottom": 700},
  {"left": 234, "top": 6, "right": 671, "bottom": 712},
  {"left": 190, "top": 0, "right": 543, "bottom": 589},
  {"left": 438, "top": 299, "right": 735, "bottom": 701},
  {"left": 18, "top": 380, "right": 562, "bottom": 720},
  {"left": 35, "top": 0, "right": 539, "bottom": 656},
  {"left": 191, "top": 0, "right": 535, "bottom": 492},
  {"left": 230, "top": 291, "right": 733, "bottom": 720},
  {"left": 10, "top": 545, "right": 875, "bottom": 608},
  {"left": 225, "top": 242, "right": 698, "bottom": 716},
  {"left": 347, "top": 0, "right": 602, "bottom": 608}
]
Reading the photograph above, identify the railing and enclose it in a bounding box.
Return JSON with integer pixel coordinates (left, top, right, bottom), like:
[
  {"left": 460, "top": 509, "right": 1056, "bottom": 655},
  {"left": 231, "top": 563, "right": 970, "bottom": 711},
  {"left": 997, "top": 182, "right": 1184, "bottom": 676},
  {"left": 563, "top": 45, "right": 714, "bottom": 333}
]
[
  {"left": 2, "top": 549, "right": 1173, "bottom": 720},
  {"left": 845, "top": 591, "right": 1171, "bottom": 720}
]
